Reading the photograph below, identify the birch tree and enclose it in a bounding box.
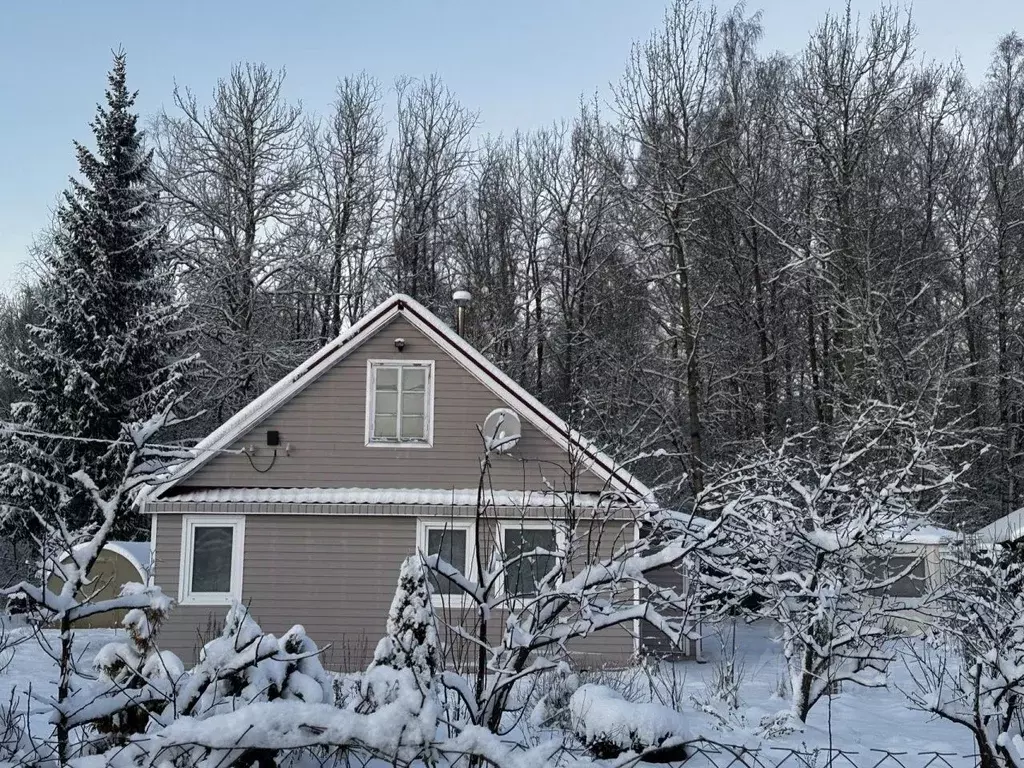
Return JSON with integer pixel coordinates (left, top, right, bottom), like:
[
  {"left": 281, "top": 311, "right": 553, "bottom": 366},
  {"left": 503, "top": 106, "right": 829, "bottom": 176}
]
[
  {"left": 155, "top": 63, "right": 308, "bottom": 427},
  {"left": 304, "top": 72, "right": 387, "bottom": 341}
]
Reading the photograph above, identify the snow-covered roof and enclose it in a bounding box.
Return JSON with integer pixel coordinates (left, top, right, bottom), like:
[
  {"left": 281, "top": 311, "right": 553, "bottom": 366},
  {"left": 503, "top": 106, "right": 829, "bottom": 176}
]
[
  {"left": 898, "top": 525, "right": 954, "bottom": 545},
  {"left": 974, "top": 508, "right": 1024, "bottom": 544},
  {"left": 145, "top": 294, "right": 653, "bottom": 504},
  {"left": 162, "top": 487, "right": 644, "bottom": 508},
  {"left": 52, "top": 541, "right": 151, "bottom": 579},
  {"left": 108, "top": 541, "right": 152, "bottom": 572}
]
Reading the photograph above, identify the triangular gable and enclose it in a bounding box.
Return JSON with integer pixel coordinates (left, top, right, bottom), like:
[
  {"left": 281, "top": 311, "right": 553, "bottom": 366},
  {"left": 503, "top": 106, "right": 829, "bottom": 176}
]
[{"left": 146, "top": 294, "right": 654, "bottom": 503}]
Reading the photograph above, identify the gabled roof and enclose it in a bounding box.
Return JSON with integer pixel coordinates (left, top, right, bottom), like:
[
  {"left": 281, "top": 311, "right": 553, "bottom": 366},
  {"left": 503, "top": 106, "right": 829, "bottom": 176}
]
[{"left": 147, "top": 294, "right": 654, "bottom": 504}]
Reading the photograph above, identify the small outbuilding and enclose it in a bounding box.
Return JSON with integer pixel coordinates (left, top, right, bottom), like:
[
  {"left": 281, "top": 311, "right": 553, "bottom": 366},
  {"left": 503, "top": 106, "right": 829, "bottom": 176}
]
[{"left": 46, "top": 541, "right": 152, "bottom": 629}]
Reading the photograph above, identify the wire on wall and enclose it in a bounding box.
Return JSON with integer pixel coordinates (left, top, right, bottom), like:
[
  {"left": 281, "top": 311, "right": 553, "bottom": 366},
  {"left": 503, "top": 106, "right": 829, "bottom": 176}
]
[{"left": 244, "top": 448, "right": 278, "bottom": 474}]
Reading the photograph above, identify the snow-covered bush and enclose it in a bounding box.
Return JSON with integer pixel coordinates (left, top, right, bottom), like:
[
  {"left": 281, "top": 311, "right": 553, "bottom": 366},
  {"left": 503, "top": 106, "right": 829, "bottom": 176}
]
[
  {"left": 0, "top": 690, "right": 31, "bottom": 763},
  {"left": 704, "top": 623, "right": 745, "bottom": 711},
  {"left": 185, "top": 602, "right": 334, "bottom": 717},
  {"left": 65, "top": 603, "right": 343, "bottom": 767},
  {"left": 0, "top": 624, "right": 30, "bottom": 676},
  {"left": 89, "top": 583, "right": 178, "bottom": 746},
  {"left": 568, "top": 684, "right": 690, "bottom": 761},
  {"left": 529, "top": 662, "right": 581, "bottom": 730}
]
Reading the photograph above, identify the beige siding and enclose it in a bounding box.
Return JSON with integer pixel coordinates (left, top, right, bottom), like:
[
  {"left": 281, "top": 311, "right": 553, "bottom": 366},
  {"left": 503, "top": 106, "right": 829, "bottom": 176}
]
[
  {"left": 155, "top": 511, "right": 639, "bottom": 670},
  {"left": 155, "top": 513, "right": 415, "bottom": 669},
  {"left": 175, "top": 317, "right": 606, "bottom": 494}
]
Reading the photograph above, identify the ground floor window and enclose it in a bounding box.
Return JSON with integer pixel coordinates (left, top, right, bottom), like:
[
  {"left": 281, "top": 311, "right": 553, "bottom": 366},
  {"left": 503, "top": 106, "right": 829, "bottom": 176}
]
[
  {"left": 178, "top": 515, "right": 245, "bottom": 605},
  {"left": 498, "top": 521, "right": 562, "bottom": 598},
  {"left": 416, "top": 519, "right": 475, "bottom": 607}
]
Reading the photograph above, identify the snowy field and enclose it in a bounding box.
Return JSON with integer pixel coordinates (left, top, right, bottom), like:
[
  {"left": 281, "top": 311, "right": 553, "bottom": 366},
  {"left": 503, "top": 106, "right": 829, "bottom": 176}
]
[
  {"left": 0, "top": 625, "right": 122, "bottom": 711},
  {"left": 0, "top": 620, "right": 976, "bottom": 766},
  {"left": 661, "top": 622, "right": 974, "bottom": 760}
]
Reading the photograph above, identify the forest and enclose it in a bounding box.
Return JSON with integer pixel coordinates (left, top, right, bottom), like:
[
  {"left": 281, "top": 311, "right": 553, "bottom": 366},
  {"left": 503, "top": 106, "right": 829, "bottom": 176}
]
[{"left": 2, "top": 1, "right": 1022, "bottom": 525}]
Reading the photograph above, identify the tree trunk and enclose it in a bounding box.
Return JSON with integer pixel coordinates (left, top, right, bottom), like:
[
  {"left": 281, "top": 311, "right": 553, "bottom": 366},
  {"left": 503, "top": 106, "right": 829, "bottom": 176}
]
[
  {"left": 57, "top": 613, "right": 72, "bottom": 765},
  {"left": 751, "top": 229, "right": 776, "bottom": 440},
  {"left": 672, "top": 227, "right": 704, "bottom": 494}
]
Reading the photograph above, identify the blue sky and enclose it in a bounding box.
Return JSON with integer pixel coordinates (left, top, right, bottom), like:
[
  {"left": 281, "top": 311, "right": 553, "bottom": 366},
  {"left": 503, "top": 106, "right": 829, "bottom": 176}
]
[{"left": 0, "top": 0, "right": 1016, "bottom": 291}]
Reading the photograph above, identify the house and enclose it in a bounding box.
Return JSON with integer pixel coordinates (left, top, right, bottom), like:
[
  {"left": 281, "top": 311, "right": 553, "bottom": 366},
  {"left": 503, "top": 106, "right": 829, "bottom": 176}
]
[
  {"left": 142, "top": 293, "right": 670, "bottom": 669},
  {"left": 45, "top": 541, "right": 152, "bottom": 629}
]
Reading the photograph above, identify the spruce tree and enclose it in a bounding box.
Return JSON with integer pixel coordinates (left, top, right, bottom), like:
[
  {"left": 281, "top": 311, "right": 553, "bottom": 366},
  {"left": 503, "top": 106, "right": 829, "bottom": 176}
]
[
  {"left": 1, "top": 51, "right": 188, "bottom": 540},
  {"left": 372, "top": 555, "right": 440, "bottom": 683}
]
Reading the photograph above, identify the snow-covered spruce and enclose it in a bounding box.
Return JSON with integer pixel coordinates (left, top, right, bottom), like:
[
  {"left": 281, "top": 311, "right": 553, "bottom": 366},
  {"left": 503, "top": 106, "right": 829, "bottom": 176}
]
[
  {"left": 568, "top": 684, "right": 690, "bottom": 761},
  {"left": 361, "top": 555, "right": 440, "bottom": 713},
  {"left": 371, "top": 554, "right": 440, "bottom": 681},
  {"left": 0, "top": 51, "right": 190, "bottom": 541}
]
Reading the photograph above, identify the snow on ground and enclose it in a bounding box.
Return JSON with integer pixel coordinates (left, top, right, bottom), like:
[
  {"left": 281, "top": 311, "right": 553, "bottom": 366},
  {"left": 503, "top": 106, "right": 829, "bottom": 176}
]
[
  {"left": 647, "top": 621, "right": 975, "bottom": 760},
  {"left": 0, "top": 622, "right": 122, "bottom": 731},
  {"left": 0, "top": 619, "right": 977, "bottom": 764}
]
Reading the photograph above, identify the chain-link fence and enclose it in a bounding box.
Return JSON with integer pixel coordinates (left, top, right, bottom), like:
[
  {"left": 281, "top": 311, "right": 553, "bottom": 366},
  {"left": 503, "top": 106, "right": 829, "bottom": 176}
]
[{"left": 680, "top": 742, "right": 977, "bottom": 768}]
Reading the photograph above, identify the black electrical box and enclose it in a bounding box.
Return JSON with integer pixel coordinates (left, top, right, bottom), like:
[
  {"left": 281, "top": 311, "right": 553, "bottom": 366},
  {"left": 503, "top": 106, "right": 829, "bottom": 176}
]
[{"left": 266, "top": 430, "right": 280, "bottom": 447}]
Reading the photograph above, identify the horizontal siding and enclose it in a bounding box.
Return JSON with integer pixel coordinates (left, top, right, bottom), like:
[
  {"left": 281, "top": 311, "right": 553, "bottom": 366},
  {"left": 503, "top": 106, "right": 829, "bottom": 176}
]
[
  {"left": 155, "top": 513, "right": 415, "bottom": 669},
  {"left": 155, "top": 512, "right": 640, "bottom": 670},
  {"left": 176, "top": 317, "right": 608, "bottom": 494}
]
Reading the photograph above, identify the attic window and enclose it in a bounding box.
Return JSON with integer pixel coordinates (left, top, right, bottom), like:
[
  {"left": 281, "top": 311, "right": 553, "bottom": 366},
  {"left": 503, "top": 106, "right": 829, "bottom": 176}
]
[{"left": 366, "top": 360, "right": 434, "bottom": 446}]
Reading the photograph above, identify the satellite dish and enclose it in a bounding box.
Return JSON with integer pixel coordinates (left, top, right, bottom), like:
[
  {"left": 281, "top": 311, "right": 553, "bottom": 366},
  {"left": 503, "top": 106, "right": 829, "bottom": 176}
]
[{"left": 482, "top": 408, "right": 521, "bottom": 453}]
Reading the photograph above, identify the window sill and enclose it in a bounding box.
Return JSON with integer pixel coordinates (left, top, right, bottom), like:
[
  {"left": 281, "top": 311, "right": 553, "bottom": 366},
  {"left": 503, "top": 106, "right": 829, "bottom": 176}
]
[
  {"left": 178, "top": 593, "right": 239, "bottom": 607},
  {"left": 365, "top": 440, "right": 433, "bottom": 449}
]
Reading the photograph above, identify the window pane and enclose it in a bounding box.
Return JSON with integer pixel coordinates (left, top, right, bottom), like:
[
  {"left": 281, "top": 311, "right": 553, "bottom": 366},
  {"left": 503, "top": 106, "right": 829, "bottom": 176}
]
[
  {"left": 504, "top": 528, "right": 557, "bottom": 597},
  {"left": 863, "top": 555, "right": 928, "bottom": 598},
  {"left": 374, "top": 414, "right": 397, "bottom": 439},
  {"left": 426, "top": 528, "right": 467, "bottom": 595},
  {"left": 376, "top": 367, "right": 399, "bottom": 391},
  {"left": 402, "top": 391, "right": 424, "bottom": 416},
  {"left": 191, "top": 526, "right": 233, "bottom": 593},
  {"left": 401, "top": 415, "right": 425, "bottom": 440},
  {"left": 376, "top": 391, "right": 398, "bottom": 416},
  {"left": 403, "top": 367, "right": 426, "bottom": 392}
]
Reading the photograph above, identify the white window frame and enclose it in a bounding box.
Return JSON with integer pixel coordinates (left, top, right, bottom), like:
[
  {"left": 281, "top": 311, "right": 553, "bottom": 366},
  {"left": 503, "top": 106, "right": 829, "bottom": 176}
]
[
  {"left": 496, "top": 520, "right": 566, "bottom": 599},
  {"left": 365, "top": 359, "right": 435, "bottom": 448},
  {"left": 178, "top": 515, "right": 245, "bottom": 606},
  {"left": 416, "top": 519, "right": 476, "bottom": 608},
  {"left": 860, "top": 549, "right": 932, "bottom": 607}
]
